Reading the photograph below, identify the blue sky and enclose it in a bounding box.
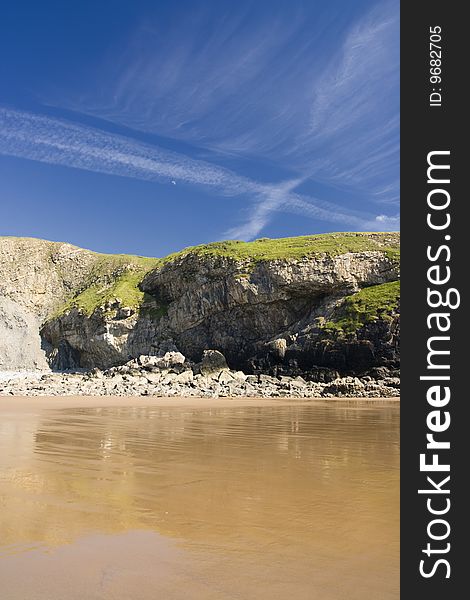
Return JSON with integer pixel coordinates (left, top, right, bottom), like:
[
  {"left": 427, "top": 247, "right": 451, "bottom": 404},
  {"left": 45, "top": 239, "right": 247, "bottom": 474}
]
[{"left": 0, "top": 0, "right": 399, "bottom": 257}]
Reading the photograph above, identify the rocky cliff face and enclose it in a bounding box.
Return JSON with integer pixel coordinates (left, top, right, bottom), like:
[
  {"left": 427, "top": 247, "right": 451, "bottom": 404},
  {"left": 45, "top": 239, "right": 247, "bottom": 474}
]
[
  {"left": 0, "top": 297, "right": 49, "bottom": 371},
  {"left": 0, "top": 237, "right": 98, "bottom": 320},
  {"left": 1, "top": 233, "right": 400, "bottom": 381},
  {"left": 140, "top": 250, "right": 399, "bottom": 373},
  {"left": 42, "top": 304, "right": 161, "bottom": 370},
  {"left": 0, "top": 237, "right": 99, "bottom": 371},
  {"left": 0, "top": 236, "right": 159, "bottom": 372}
]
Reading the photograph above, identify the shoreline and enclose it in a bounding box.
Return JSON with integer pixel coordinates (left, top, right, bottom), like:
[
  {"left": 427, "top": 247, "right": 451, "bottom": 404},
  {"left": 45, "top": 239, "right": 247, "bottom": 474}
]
[{"left": 0, "top": 395, "right": 400, "bottom": 412}]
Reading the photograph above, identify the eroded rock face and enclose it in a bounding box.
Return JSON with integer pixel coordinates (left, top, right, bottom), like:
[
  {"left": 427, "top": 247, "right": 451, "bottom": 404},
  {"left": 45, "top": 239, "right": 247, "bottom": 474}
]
[
  {"left": 42, "top": 306, "right": 161, "bottom": 370},
  {"left": 0, "top": 237, "right": 98, "bottom": 320},
  {"left": 0, "top": 297, "right": 49, "bottom": 371},
  {"left": 0, "top": 237, "right": 100, "bottom": 371},
  {"left": 138, "top": 251, "right": 399, "bottom": 372}
]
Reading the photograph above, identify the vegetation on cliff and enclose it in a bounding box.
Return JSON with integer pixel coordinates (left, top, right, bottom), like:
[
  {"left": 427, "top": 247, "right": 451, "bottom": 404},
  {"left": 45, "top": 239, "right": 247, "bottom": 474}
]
[
  {"left": 54, "top": 254, "right": 159, "bottom": 316},
  {"left": 324, "top": 280, "right": 400, "bottom": 333},
  {"left": 49, "top": 232, "right": 399, "bottom": 318},
  {"left": 161, "top": 232, "right": 400, "bottom": 264}
]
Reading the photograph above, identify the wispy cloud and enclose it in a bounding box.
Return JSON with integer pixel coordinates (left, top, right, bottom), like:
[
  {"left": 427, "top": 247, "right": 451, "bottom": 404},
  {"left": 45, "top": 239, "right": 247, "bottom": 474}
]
[
  {"left": 1, "top": 2, "right": 399, "bottom": 242},
  {"left": 62, "top": 5, "right": 310, "bottom": 154},
  {"left": 224, "top": 1, "right": 399, "bottom": 237},
  {"left": 275, "top": 1, "right": 400, "bottom": 200},
  {"left": 0, "top": 106, "right": 392, "bottom": 240},
  {"left": 226, "top": 186, "right": 395, "bottom": 241},
  {"left": 50, "top": 0, "right": 399, "bottom": 237},
  {"left": 0, "top": 107, "right": 251, "bottom": 193},
  {"left": 225, "top": 179, "right": 303, "bottom": 240}
]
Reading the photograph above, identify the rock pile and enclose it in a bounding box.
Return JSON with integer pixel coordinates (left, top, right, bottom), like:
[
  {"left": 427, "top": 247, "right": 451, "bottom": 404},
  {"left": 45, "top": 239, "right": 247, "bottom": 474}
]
[{"left": 0, "top": 350, "right": 399, "bottom": 398}]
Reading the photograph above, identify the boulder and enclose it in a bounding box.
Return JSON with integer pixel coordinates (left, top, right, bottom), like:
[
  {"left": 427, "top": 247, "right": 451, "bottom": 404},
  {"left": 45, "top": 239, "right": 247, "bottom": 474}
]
[{"left": 200, "top": 350, "right": 229, "bottom": 376}]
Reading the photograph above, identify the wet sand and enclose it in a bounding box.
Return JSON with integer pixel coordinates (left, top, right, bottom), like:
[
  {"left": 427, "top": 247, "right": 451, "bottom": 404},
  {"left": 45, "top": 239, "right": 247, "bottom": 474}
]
[
  {"left": 0, "top": 394, "right": 399, "bottom": 412},
  {"left": 0, "top": 396, "right": 399, "bottom": 599}
]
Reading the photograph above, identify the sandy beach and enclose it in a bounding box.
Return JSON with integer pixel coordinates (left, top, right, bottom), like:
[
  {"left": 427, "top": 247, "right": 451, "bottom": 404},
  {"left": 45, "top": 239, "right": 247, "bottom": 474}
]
[{"left": 1, "top": 395, "right": 399, "bottom": 599}]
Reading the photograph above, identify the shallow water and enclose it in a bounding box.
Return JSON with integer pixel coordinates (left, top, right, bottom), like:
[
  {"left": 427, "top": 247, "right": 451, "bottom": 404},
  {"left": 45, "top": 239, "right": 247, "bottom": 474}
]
[{"left": 0, "top": 401, "right": 399, "bottom": 599}]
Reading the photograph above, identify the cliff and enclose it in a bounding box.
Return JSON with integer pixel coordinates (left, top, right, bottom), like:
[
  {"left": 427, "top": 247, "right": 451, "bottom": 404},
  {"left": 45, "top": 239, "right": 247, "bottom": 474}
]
[
  {"left": 0, "top": 236, "right": 158, "bottom": 370},
  {"left": 0, "top": 233, "right": 400, "bottom": 381}
]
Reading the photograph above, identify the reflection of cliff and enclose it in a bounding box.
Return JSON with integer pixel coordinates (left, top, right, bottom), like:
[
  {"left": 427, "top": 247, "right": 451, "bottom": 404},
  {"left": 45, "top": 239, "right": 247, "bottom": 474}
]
[{"left": 0, "top": 405, "right": 399, "bottom": 552}]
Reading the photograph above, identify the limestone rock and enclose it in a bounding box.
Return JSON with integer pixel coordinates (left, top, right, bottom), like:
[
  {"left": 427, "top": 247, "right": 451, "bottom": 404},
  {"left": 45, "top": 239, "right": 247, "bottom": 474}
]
[
  {"left": 0, "top": 237, "right": 98, "bottom": 321},
  {"left": 0, "top": 297, "right": 49, "bottom": 371}
]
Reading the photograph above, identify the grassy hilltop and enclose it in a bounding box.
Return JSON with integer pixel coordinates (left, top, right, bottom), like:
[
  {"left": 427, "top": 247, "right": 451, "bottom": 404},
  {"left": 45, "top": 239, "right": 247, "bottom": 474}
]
[
  {"left": 50, "top": 232, "right": 400, "bottom": 322},
  {"left": 161, "top": 231, "right": 400, "bottom": 263}
]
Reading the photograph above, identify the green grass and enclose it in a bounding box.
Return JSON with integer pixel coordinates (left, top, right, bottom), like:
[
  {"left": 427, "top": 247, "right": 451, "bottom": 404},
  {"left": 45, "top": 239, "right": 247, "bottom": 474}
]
[
  {"left": 160, "top": 232, "right": 400, "bottom": 265},
  {"left": 324, "top": 280, "right": 400, "bottom": 333},
  {"left": 54, "top": 255, "right": 160, "bottom": 317},
  {"left": 62, "top": 271, "right": 145, "bottom": 316}
]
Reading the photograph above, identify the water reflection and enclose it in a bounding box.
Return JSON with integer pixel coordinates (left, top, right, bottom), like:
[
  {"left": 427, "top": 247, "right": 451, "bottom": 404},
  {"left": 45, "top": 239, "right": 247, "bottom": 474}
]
[{"left": 0, "top": 403, "right": 399, "bottom": 599}]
